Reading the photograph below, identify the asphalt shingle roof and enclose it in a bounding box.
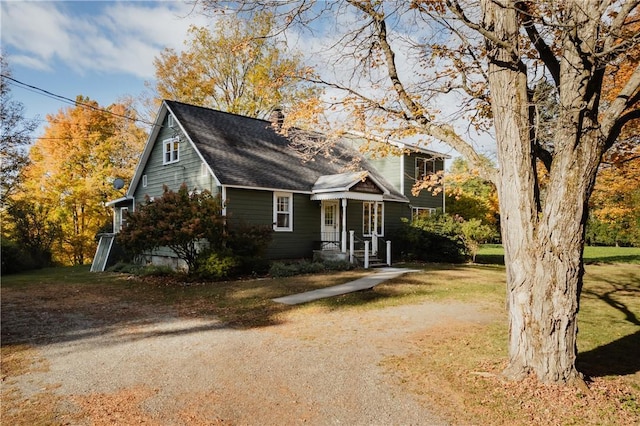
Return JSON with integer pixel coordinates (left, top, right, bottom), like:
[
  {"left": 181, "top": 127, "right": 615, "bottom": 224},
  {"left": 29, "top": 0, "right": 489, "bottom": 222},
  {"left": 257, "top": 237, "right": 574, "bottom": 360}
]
[{"left": 165, "top": 101, "right": 407, "bottom": 201}]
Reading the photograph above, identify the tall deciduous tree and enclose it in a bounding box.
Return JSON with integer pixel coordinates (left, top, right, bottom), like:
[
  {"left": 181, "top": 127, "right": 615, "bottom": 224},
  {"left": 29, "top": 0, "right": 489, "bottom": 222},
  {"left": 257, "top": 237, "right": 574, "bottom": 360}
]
[
  {"left": 151, "top": 12, "right": 318, "bottom": 119},
  {"left": 20, "top": 96, "right": 147, "bottom": 265},
  {"left": 0, "top": 55, "right": 38, "bottom": 202},
  {"left": 200, "top": 1, "right": 640, "bottom": 384}
]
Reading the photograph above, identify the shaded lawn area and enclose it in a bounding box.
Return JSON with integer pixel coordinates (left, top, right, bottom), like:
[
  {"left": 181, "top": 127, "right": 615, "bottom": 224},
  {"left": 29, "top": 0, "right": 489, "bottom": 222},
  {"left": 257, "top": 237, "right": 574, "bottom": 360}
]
[{"left": 2, "top": 259, "right": 639, "bottom": 425}]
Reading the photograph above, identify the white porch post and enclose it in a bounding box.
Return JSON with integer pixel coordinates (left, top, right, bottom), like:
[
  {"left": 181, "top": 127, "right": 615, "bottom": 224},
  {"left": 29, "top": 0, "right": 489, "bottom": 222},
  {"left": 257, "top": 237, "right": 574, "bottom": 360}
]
[
  {"left": 364, "top": 241, "right": 370, "bottom": 269},
  {"left": 386, "top": 240, "right": 391, "bottom": 266},
  {"left": 372, "top": 231, "right": 378, "bottom": 255},
  {"left": 341, "top": 198, "right": 347, "bottom": 253},
  {"left": 349, "top": 230, "right": 355, "bottom": 264}
]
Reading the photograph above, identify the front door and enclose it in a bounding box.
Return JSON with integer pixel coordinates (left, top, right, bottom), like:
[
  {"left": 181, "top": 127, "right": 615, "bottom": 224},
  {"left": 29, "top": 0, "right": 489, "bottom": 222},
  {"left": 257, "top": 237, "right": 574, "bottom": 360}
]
[{"left": 321, "top": 200, "right": 340, "bottom": 250}]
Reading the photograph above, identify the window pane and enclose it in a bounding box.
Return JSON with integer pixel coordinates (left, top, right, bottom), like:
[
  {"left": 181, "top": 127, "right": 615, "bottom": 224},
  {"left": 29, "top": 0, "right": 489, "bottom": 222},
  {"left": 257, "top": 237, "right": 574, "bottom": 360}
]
[
  {"left": 277, "top": 213, "right": 289, "bottom": 228},
  {"left": 363, "top": 203, "right": 371, "bottom": 235}
]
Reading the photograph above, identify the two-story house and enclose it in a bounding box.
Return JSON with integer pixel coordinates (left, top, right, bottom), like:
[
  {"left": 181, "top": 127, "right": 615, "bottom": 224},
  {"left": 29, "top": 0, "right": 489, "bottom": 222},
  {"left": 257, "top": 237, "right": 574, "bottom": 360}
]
[{"left": 91, "top": 100, "right": 448, "bottom": 271}]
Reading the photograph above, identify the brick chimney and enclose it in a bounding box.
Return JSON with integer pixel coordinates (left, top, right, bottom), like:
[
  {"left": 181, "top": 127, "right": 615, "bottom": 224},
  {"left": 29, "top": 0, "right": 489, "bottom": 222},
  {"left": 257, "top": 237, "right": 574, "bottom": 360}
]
[{"left": 269, "top": 108, "right": 284, "bottom": 130}]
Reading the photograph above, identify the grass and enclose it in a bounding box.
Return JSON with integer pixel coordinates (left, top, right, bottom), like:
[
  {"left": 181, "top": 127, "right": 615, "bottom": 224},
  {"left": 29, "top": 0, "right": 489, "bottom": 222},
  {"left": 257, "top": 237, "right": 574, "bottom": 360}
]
[
  {"left": 2, "top": 252, "right": 639, "bottom": 425},
  {"left": 477, "top": 244, "right": 640, "bottom": 265}
]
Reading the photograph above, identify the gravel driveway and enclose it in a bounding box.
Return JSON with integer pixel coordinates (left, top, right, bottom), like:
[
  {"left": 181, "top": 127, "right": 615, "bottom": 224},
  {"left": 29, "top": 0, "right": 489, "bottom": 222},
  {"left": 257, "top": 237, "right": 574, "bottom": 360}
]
[{"left": 3, "top": 284, "right": 493, "bottom": 425}]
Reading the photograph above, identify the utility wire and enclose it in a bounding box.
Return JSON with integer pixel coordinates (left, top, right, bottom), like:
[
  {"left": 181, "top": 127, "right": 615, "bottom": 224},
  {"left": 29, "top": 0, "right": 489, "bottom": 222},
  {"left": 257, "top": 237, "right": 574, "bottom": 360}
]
[{"left": 2, "top": 74, "right": 160, "bottom": 128}]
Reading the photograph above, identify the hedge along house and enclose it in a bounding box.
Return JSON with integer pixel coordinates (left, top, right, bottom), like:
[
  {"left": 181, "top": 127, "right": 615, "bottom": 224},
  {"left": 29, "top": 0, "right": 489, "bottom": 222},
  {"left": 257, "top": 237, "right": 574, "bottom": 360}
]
[{"left": 91, "top": 100, "right": 448, "bottom": 272}]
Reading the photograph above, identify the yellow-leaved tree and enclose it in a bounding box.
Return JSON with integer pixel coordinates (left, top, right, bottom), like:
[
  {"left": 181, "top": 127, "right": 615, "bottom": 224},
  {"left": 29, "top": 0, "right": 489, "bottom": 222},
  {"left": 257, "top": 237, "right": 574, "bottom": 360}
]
[
  {"left": 19, "top": 96, "right": 147, "bottom": 265},
  {"left": 150, "top": 11, "right": 318, "bottom": 119}
]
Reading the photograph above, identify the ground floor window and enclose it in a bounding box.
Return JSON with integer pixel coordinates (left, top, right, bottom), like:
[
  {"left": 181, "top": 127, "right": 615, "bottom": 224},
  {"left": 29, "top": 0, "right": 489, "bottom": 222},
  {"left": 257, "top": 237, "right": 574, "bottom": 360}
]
[
  {"left": 273, "top": 192, "right": 293, "bottom": 231},
  {"left": 120, "top": 207, "right": 129, "bottom": 230},
  {"left": 411, "top": 207, "right": 436, "bottom": 220},
  {"left": 363, "top": 201, "right": 384, "bottom": 236}
]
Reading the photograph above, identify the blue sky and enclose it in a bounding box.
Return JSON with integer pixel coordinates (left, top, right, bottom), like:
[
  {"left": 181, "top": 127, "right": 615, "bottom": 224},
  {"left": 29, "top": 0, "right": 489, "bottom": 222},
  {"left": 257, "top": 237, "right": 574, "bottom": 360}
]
[
  {"left": 1, "top": 1, "right": 479, "bottom": 159},
  {"left": 2, "top": 1, "right": 212, "bottom": 137}
]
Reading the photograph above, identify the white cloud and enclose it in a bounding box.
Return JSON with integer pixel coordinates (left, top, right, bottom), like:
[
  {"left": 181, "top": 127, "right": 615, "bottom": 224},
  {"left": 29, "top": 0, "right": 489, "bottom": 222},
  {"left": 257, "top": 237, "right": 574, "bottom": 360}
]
[{"left": 1, "top": 1, "right": 212, "bottom": 79}]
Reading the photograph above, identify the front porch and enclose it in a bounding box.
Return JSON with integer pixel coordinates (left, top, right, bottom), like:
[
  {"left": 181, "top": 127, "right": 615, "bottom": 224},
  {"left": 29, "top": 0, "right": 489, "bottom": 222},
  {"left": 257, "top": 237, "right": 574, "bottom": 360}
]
[
  {"left": 311, "top": 171, "right": 392, "bottom": 268},
  {"left": 313, "top": 230, "right": 392, "bottom": 268}
]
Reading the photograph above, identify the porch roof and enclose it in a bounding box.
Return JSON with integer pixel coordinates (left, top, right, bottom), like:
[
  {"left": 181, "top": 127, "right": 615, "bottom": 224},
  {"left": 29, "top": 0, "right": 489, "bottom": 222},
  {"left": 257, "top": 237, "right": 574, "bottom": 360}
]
[
  {"left": 311, "top": 171, "right": 390, "bottom": 201},
  {"left": 105, "top": 196, "right": 133, "bottom": 207}
]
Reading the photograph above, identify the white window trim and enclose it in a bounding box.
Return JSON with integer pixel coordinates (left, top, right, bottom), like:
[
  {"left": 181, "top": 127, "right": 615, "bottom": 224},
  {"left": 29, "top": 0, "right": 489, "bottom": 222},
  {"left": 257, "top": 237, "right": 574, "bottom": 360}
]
[
  {"left": 142, "top": 174, "right": 148, "bottom": 188},
  {"left": 363, "top": 201, "right": 384, "bottom": 237},
  {"left": 411, "top": 207, "right": 436, "bottom": 220},
  {"left": 273, "top": 192, "right": 293, "bottom": 232},
  {"left": 119, "top": 207, "right": 128, "bottom": 231},
  {"left": 415, "top": 156, "right": 436, "bottom": 180},
  {"left": 163, "top": 137, "right": 180, "bottom": 165}
]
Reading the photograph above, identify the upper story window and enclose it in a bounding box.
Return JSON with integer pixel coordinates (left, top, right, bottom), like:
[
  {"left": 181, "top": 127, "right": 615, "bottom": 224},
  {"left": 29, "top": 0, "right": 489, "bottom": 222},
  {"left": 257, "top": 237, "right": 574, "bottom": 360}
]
[
  {"left": 273, "top": 192, "right": 293, "bottom": 232},
  {"left": 163, "top": 137, "right": 180, "bottom": 165},
  {"left": 416, "top": 157, "right": 435, "bottom": 180}
]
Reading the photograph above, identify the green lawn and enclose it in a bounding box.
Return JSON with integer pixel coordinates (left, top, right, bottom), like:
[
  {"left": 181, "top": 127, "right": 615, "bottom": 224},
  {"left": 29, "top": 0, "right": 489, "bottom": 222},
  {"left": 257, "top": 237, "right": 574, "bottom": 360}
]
[
  {"left": 2, "top": 255, "right": 639, "bottom": 425},
  {"left": 477, "top": 244, "right": 640, "bottom": 264}
]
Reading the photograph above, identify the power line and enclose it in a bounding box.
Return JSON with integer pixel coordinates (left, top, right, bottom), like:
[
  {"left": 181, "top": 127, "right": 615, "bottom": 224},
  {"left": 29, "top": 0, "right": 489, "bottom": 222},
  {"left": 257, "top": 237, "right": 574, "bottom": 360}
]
[{"left": 2, "top": 74, "right": 160, "bottom": 128}]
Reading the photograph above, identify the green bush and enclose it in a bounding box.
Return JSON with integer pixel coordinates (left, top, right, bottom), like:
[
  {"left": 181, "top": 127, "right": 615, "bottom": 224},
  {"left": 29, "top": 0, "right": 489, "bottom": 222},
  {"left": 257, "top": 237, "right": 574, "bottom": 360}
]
[
  {"left": 235, "top": 256, "right": 272, "bottom": 277},
  {"left": 389, "top": 214, "right": 469, "bottom": 263},
  {"left": 1, "top": 237, "right": 36, "bottom": 274},
  {"left": 269, "top": 259, "right": 354, "bottom": 278},
  {"left": 138, "top": 265, "right": 177, "bottom": 277},
  {"left": 226, "top": 221, "right": 273, "bottom": 257},
  {"left": 197, "top": 251, "right": 239, "bottom": 280},
  {"left": 108, "top": 262, "right": 143, "bottom": 274}
]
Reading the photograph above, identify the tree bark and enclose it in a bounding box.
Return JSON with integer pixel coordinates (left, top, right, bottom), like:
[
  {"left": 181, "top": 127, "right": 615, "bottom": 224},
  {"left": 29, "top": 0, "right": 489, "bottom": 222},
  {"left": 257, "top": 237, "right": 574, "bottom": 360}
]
[{"left": 482, "top": 0, "right": 605, "bottom": 383}]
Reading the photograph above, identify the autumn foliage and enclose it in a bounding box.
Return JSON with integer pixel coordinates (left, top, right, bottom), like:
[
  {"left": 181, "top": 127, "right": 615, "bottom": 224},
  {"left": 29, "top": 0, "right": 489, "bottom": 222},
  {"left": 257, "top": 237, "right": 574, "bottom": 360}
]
[
  {"left": 151, "top": 12, "right": 318, "bottom": 119},
  {"left": 17, "top": 97, "right": 147, "bottom": 265},
  {"left": 117, "top": 185, "right": 226, "bottom": 273}
]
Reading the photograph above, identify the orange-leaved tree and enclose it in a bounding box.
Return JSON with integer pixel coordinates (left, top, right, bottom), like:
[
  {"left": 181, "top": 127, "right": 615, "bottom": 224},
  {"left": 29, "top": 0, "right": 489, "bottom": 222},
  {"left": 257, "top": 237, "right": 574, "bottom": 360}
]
[{"left": 19, "top": 96, "right": 147, "bottom": 265}]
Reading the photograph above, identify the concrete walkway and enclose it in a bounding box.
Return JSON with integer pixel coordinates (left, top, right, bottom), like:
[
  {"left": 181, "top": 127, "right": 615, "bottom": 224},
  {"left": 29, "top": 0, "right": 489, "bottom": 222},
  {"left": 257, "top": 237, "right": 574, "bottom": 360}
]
[{"left": 272, "top": 267, "right": 419, "bottom": 305}]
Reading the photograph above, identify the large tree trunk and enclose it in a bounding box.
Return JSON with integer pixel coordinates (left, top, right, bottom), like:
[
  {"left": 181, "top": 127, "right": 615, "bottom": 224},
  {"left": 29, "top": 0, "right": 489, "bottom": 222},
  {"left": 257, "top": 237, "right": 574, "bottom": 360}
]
[{"left": 483, "top": 0, "right": 604, "bottom": 383}]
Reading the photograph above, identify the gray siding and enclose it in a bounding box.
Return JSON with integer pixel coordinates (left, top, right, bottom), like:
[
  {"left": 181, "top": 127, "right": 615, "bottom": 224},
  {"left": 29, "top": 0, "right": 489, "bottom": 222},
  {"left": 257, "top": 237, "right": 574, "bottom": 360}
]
[
  {"left": 368, "top": 155, "right": 403, "bottom": 189},
  {"left": 133, "top": 114, "right": 219, "bottom": 207}
]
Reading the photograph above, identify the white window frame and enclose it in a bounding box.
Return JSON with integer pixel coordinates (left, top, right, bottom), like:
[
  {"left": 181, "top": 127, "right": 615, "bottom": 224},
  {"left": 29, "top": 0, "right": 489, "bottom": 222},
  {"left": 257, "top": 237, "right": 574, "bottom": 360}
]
[
  {"left": 142, "top": 174, "right": 148, "bottom": 188},
  {"left": 415, "top": 156, "right": 436, "bottom": 180},
  {"left": 411, "top": 207, "right": 436, "bottom": 220},
  {"left": 163, "top": 137, "right": 180, "bottom": 165},
  {"left": 119, "top": 207, "right": 128, "bottom": 231},
  {"left": 363, "top": 201, "right": 384, "bottom": 237},
  {"left": 273, "top": 192, "right": 293, "bottom": 232},
  {"left": 167, "top": 114, "right": 176, "bottom": 128}
]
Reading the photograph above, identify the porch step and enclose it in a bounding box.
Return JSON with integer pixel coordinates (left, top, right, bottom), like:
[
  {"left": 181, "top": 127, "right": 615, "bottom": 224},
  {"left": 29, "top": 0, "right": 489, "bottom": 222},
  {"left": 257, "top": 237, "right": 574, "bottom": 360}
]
[{"left": 353, "top": 250, "right": 387, "bottom": 268}]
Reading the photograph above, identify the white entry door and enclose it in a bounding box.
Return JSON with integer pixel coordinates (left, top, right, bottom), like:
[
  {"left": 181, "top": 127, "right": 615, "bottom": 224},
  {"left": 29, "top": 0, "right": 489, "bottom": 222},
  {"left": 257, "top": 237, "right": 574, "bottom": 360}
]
[{"left": 321, "top": 200, "right": 340, "bottom": 250}]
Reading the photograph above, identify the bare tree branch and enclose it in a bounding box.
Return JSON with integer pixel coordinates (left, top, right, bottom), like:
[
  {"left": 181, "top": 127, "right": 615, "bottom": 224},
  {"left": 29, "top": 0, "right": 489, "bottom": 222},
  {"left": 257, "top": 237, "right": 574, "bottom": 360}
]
[
  {"left": 517, "top": 2, "right": 561, "bottom": 87},
  {"left": 347, "top": 0, "right": 497, "bottom": 182}
]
